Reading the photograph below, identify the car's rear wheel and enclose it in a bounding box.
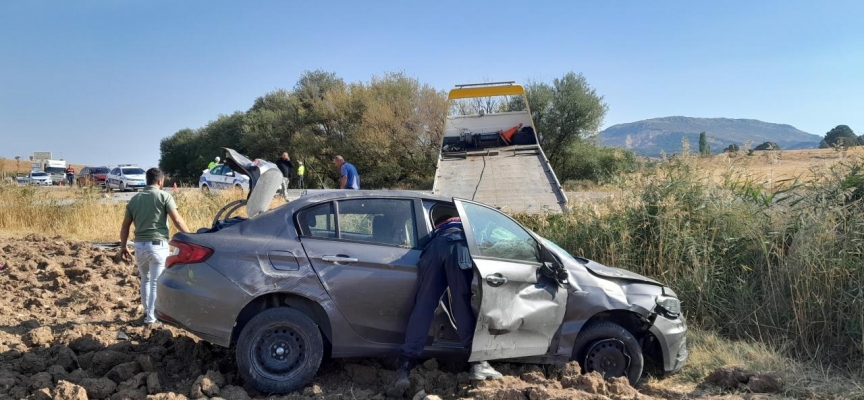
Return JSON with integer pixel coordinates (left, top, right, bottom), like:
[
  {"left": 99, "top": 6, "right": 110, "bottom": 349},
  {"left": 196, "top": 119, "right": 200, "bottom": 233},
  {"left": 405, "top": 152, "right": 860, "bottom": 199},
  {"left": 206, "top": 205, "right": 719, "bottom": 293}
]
[
  {"left": 201, "top": 184, "right": 210, "bottom": 193},
  {"left": 572, "top": 321, "right": 644, "bottom": 386},
  {"left": 236, "top": 307, "right": 323, "bottom": 394}
]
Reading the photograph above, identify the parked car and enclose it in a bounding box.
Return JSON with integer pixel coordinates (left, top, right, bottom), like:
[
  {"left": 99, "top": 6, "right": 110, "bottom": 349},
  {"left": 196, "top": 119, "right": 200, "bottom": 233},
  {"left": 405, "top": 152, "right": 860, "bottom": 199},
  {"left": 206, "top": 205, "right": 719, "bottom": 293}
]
[
  {"left": 199, "top": 164, "right": 249, "bottom": 192},
  {"left": 27, "top": 171, "right": 52, "bottom": 186},
  {"left": 105, "top": 165, "right": 147, "bottom": 191},
  {"left": 155, "top": 148, "right": 687, "bottom": 394},
  {"left": 77, "top": 166, "right": 110, "bottom": 187}
]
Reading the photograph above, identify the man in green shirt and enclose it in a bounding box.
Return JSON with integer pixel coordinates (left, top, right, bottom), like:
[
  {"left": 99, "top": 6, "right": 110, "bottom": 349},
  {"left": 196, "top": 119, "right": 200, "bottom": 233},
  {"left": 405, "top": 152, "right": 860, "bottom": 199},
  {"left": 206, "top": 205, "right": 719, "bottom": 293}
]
[{"left": 119, "top": 168, "right": 190, "bottom": 330}]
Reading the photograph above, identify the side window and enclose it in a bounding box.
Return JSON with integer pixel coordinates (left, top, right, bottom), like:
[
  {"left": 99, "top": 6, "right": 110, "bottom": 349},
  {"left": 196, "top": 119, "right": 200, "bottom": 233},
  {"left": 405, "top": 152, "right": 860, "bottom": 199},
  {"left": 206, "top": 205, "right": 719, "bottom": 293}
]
[
  {"left": 338, "top": 199, "right": 417, "bottom": 248},
  {"left": 460, "top": 202, "right": 540, "bottom": 263},
  {"left": 296, "top": 202, "right": 335, "bottom": 238},
  {"left": 80, "top": 168, "right": 88, "bottom": 175}
]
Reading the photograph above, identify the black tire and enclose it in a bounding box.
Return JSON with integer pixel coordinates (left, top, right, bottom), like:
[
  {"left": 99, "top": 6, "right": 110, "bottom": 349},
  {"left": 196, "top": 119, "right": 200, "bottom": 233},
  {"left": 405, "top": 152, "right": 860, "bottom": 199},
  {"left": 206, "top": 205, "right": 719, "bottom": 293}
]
[
  {"left": 236, "top": 307, "right": 324, "bottom": 394},
  {"left": 201, "top": 184, "right": 210, "bottom": 193},
  {"left": 572, "top": 321, "right": 644, "bottom": 386}
]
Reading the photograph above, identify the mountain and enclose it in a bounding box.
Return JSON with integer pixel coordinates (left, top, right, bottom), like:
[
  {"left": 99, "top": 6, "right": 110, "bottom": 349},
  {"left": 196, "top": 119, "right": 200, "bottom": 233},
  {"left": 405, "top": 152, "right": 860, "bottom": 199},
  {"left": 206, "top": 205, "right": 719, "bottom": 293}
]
[{"left": 599, "top": 117, "right": 822, "bottom": 157}]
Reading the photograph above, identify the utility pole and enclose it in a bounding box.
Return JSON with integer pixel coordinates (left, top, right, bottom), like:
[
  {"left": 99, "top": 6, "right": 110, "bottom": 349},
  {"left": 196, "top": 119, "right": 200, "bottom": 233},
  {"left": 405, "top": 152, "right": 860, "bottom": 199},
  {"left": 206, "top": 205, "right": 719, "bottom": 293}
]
[{"left": 15, "top": 156, "right": 21, "bottom": 176}]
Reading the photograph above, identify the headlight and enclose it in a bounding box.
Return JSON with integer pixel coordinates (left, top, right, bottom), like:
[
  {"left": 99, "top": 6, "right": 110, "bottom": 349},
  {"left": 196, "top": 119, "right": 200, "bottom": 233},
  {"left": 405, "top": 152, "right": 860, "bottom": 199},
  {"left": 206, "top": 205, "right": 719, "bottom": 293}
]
[{"left": 656, "top": 295, "right": 681, "bottom": 317}]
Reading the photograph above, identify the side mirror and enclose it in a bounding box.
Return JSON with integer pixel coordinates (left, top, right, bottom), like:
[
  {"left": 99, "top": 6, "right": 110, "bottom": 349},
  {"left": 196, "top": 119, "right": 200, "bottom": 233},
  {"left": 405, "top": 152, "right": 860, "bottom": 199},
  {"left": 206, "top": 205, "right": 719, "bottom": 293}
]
[{"left": 227, "top": 171, "right": 235, "bottom": 177}]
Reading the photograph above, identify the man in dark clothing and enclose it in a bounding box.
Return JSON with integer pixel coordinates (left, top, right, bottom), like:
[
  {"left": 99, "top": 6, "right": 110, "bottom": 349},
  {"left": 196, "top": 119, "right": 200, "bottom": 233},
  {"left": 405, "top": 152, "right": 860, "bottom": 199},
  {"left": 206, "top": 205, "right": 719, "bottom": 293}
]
[
  {"left": 276, "top": 152, "right": 294, "bottom": 200},
  {"left": 388, "top": 215, "right": 502, "bottom": 396}
]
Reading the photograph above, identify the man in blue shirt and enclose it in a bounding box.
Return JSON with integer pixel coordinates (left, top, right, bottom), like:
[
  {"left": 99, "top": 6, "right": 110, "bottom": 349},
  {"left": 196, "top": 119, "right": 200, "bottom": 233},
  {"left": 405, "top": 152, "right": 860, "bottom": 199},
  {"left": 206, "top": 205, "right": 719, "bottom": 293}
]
[{"left": 332, "top": 155, "right": 360, "bottom": 190}]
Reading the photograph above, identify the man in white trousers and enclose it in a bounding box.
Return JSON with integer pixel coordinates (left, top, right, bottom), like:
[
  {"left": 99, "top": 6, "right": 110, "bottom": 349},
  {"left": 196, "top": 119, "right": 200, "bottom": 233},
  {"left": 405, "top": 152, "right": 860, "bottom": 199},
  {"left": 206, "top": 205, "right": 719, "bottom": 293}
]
[{"left": 119, "top": 168, "right": 190, "bottom": 335}]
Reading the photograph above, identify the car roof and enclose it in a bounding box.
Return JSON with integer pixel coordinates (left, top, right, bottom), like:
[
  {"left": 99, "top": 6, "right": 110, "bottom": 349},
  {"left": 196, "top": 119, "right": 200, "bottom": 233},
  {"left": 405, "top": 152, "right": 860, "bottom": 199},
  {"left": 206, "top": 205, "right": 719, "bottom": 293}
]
[{"left": 290, "top": 189, "right": 451, "bottom": 207}]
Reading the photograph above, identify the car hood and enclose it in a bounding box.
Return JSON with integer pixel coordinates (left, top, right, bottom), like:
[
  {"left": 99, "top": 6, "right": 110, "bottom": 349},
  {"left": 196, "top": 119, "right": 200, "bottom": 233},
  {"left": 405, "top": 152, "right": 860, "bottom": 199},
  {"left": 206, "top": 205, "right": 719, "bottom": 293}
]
[
  {"left": 125, "top": 174, "right": 145, "bottom": 180},
  {"left": 573, "top": 257, "right": 661, "bottom": 285},
  {"left": 221, "top": 147, "right": 281, "bottom": 217},
  {"left": 538, "top": 236, "right": 661, "bottom": 286}
]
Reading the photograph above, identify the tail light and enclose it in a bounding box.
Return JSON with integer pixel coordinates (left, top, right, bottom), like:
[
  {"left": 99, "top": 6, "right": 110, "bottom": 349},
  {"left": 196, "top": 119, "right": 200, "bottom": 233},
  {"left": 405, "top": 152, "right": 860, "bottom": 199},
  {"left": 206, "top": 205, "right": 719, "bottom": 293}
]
[{"left": 166, "top": 240, "right": 213, "bottom": 269}]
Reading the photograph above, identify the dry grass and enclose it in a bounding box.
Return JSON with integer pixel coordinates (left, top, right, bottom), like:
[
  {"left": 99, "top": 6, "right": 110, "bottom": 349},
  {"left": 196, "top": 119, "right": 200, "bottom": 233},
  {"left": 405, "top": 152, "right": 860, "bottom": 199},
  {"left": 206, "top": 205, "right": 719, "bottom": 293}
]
[
  {"left": 0, "top": 185, "right": 285, "bottom": 242},
  {"left": 693, "top": 147, "right": 864, "bottom": 186},
  {"left": 647, "top": 328, "right": 864, "bottom": 399}
]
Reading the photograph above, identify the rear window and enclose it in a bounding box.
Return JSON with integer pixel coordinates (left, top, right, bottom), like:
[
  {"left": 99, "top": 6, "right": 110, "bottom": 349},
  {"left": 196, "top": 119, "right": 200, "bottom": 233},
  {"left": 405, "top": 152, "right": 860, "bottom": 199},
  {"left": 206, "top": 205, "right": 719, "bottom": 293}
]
[
  {"left": 91, "top": 167, "right": 109, "bottom": 173},
  {"left": 122, "top": 168, "right": 145, "bottom": 175}
]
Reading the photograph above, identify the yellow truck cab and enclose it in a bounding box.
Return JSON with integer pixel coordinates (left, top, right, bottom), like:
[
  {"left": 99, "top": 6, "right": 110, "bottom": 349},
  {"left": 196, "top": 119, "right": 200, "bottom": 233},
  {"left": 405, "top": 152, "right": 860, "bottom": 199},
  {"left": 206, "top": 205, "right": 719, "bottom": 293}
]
[{"left": 432, "top": 82, "right": 568, "bottom": 213}]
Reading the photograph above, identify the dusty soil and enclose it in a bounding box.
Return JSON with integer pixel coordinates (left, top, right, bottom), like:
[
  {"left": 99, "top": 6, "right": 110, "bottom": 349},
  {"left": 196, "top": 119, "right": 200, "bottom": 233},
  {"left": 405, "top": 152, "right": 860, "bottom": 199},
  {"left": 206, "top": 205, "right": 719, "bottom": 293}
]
[{"left": 0, "top": 235, "right": 765, "bottom": 400}]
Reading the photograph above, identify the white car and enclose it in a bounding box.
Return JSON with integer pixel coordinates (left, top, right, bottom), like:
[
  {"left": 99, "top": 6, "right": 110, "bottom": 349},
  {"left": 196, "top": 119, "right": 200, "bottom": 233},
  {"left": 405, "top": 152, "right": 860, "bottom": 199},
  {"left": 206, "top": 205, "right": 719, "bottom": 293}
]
[
  {"left": 199, "top": 164, "right": 249, "bottom": 192},
  {"left": 28, "top": 171, "right": 52, "bottom": 186},
  {"left": 106, "top": 165, "right": 147, "bottom": 192}
]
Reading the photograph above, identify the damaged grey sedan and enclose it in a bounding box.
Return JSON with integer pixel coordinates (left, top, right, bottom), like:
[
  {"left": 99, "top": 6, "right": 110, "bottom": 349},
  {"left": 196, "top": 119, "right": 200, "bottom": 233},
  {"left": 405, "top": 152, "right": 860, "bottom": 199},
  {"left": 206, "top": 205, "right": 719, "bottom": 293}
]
[{"left": 155, "top": 148, "right": 688, "bottom": 393}]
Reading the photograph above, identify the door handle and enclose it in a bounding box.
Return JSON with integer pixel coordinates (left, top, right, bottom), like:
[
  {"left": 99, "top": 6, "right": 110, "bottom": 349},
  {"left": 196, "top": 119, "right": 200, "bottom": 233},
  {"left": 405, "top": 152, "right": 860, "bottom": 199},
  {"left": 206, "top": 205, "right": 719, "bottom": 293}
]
[
  {"left": 322, "top": 255, "right": 359, "bottom": 263},
  {"left": 485, "top": 273, "right": 508, "bottom": 287}
]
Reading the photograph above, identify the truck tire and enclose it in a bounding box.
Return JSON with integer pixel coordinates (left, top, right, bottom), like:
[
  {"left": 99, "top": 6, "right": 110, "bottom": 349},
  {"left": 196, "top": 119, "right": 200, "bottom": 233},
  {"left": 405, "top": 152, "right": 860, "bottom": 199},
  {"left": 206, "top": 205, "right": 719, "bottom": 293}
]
[
  {"left": 572, "top": 321, "right": 644, "bottom": 386},
  {"left": 236, "top": 307, "right": 323, "bottom": 394}
]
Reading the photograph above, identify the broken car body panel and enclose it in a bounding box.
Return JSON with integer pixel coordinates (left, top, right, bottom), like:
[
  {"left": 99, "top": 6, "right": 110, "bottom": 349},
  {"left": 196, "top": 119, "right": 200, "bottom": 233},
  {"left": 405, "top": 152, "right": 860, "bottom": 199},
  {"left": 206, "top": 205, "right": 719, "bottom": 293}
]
[{"left": 454, "top": 199, "right": 568, "bottom": 361}]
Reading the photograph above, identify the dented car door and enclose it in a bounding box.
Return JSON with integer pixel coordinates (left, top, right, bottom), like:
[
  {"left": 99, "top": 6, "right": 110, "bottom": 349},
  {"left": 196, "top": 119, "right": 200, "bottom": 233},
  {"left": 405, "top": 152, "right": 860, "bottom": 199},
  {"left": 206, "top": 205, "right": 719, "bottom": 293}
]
[{"left": 453, "top": 199, "right": 568, "bottom": 361}]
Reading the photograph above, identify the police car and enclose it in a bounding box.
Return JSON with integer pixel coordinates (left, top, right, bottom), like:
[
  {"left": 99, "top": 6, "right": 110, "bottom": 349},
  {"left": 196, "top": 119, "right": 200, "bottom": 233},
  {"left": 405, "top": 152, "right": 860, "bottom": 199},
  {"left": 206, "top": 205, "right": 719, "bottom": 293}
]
[
  {"left": 199, "top": 164, "right": 249, "bottom": 192},
  {"left": 105, "top": 165, "right": 147, "bottom": 192}
]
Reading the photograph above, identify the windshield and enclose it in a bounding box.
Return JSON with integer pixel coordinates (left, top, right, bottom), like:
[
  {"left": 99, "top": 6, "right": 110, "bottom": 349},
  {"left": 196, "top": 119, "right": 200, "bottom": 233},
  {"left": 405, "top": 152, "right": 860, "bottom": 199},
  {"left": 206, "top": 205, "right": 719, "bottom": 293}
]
[
  {"left": 122, "top": 168, "right": 145, "bottom": 175},
  {"left": 45, "top": 167, "right": 65, "bottom": 174},
  {"left": 539, "top": 237, "right": 577, "bottom": 262},
  {"left": 31, "top": 172, "right": 48, "bottom": 177},
  {"left": 92, "top": 167, "right": 109, "bottom": 174}
]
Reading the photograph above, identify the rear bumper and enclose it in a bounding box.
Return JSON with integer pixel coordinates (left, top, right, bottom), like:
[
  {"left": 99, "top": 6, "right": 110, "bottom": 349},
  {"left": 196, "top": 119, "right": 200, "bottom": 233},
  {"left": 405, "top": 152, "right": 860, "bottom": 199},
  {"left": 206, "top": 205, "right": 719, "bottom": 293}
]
[
  {"left": 155, "top": 262, "right": 248, "bottom": 348},
  {"left": 649, "top": 314, "right": 688, "bottom": 374}
]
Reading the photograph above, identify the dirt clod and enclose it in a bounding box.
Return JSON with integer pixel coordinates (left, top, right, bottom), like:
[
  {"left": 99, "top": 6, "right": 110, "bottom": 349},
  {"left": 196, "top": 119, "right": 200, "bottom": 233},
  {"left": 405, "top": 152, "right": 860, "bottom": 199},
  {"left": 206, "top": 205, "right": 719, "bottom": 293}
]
[
  {"left": 81, "top": 377, "right": 118, "bottom": 399},
  {"left": 146, "top": 373, "right": 161, "bottom": 394},
  {"left": 705, "top": 366, "right": 753, "bottom": 390},
  {"left": 54, "top": 380, "right": 89, "bottom": 400},
  {"left": 23, "top": 326, "right": 54, "bottom": 347},
  {"left": 189, "top": 370, "right": 224, "bottom": 398},
  {"left": 218, "top": 385, "right": 250, "bottom": 400},
  {"left": 29, "top": 371, "right": 54, "bottom": 391},
  {"left": 106, "top": 361, "right": 142, "bottom": 384},
  {"left": 747, "top": 373, "right": 783, "bottom": 393}
]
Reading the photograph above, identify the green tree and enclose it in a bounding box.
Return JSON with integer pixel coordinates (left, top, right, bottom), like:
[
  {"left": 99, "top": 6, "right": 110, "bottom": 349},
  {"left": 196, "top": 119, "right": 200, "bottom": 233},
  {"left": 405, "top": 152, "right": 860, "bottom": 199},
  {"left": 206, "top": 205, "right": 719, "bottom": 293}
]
[
  {"left": 698, "top": 132, "right": 710, "bottom": 155},
  {"left": 824, "top": 125, "right": 858, "bottom": 147},
  {"left": 521, "top": 73, "right": 608, "bottom": 177}
]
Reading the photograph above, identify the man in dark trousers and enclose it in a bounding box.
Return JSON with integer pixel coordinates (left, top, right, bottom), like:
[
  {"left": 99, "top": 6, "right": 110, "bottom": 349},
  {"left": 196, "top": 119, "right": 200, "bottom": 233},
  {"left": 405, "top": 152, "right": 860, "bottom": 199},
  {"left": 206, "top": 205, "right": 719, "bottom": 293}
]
[
  {"left": 388, "top": 214, "right": 502, "bottom": 396},
  {"left": 276, "top": 152, "right": 293, "bottom": 200}
]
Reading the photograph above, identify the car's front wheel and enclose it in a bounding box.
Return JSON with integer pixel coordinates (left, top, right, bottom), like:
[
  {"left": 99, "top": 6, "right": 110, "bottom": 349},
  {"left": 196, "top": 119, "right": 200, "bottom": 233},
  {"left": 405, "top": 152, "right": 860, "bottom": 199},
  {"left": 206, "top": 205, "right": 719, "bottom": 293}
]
[
  {"left": 236, "top": 307, "right": 323, "bottom": 394},
  {"left": 572, "top": 321, "right": 644, "bottom": 386}
]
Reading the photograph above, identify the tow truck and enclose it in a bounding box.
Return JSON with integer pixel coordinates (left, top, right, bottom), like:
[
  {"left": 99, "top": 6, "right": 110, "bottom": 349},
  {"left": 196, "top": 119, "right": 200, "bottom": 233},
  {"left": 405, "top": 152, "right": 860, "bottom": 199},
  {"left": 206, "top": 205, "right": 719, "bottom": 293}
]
[{"left": 432, "top": 81, "right": 567, "bottom": 213}]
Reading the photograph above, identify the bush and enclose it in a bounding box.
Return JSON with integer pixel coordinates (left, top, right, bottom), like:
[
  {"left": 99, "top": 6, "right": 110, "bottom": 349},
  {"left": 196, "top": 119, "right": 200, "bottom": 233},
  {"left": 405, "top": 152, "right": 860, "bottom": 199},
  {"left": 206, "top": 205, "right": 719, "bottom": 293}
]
[
  {"left": 518, "top": 159, "right": 864, "bottom": 365},
  {"left": 555, "top": 141, "right": 636, "bottom": 183},
  {"left": 754, "top": 141, "right": 780, "bottom": 151}
]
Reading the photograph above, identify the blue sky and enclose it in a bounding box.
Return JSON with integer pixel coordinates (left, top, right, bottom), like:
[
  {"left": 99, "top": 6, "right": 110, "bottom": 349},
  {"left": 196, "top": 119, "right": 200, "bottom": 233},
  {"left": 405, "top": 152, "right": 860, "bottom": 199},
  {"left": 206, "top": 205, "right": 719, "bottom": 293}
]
[{"left": 1, "top": 0, "right": 863, "bottom": 166}]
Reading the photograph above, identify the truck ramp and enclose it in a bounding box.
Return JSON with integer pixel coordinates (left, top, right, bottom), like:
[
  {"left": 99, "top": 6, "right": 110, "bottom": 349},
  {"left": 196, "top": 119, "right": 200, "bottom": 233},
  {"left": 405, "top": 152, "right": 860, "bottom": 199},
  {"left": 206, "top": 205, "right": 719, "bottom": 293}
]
[{"left": 433, "top": 145, "right": 567, "bottom": 214}]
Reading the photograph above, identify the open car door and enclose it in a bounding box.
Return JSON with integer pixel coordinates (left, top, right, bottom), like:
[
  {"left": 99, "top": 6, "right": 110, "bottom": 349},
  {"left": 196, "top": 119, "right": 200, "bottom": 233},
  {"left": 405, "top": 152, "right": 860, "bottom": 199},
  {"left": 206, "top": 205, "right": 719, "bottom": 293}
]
[{"left": 453, "top": 199, "right": 568, "bottom": 361}]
